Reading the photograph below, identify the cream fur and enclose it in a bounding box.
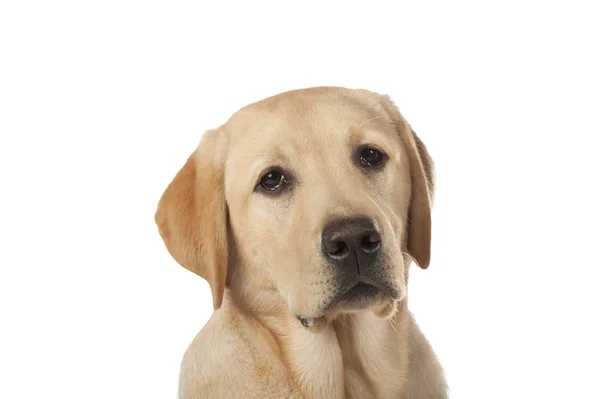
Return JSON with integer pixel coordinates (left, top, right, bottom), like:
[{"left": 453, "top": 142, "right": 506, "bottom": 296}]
[{"left": 156, "top": 87, "right": 448, "bottom": 398}]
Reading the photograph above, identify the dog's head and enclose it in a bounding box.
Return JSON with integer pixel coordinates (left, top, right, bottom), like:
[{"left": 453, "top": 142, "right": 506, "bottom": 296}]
[{"left": 155, "top": 87, "right": 434, "bottom": 323}]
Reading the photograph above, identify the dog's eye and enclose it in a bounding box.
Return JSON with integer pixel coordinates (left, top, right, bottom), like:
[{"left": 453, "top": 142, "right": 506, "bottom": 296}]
[
  {"left": 359, "top": 147, "right": 386, "bottom": 168},
  {"left": 259, "top": 170, "right": 288, "bottom": 192}
]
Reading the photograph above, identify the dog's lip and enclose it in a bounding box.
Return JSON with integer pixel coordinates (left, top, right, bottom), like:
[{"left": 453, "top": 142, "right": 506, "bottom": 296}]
[
  {"left": 326, "top": 280, "right": 401, "bottom": 311},
  {"left": 297, "top": 281, "right": 401, "bottom": 320},
  {"left": 339, "top": 282, "right": 380, "bottom": 301}
]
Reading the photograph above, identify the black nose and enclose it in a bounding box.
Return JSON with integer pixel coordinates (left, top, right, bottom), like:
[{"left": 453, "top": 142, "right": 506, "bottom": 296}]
[{"left": 321, "top": 217, "right": 381, "bottom": 274}]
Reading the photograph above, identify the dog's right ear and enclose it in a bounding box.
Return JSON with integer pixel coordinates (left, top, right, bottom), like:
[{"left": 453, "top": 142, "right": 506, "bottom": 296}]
[{"left": 155, "top": 130, "right": 229, "bottom": 310}]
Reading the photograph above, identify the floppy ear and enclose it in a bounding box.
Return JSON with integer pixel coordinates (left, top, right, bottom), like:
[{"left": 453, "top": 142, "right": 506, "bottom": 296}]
[
  {"left": 155, "top": 130, "right": 229, "bottom": 309},
  {"left": 381, "top": 96, "right": 436, "bottom": 269}
]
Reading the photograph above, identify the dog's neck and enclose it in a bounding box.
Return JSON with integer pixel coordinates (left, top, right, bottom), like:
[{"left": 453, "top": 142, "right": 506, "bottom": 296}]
[{"left": 225, "top": 277, "right": 411, "bottom": 398}]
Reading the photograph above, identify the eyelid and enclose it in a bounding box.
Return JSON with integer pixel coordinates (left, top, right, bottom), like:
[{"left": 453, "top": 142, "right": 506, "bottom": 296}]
[
  {"left": 359, "top": 142, "right": 387, "bottom": 154},
  {"left": 257, "top": 166, "right": 285, "bottom": 183},
  {"left": 357, "top": 130, "right": 396, "bottom": 155},
  {"left": 357, "top": 143, "right": 388, "bottom": 161}
]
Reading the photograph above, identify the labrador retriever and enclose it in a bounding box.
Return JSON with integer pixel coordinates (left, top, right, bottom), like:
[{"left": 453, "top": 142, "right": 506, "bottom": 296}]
[{"left": 155, "top": 87, "right": 448, "bottom": 398}]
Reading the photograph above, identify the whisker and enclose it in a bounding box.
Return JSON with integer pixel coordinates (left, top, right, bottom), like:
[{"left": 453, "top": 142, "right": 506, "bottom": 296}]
[{"left": 388, "top": 318, "right": 399, "bottom": 334}]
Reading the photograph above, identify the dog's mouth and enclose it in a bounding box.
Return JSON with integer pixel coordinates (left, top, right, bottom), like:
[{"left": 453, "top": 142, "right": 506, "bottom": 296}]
[
  {"left": 296, "top": 284, "right": 380, "bottom": 326},
  {"left": 296, "top": 281, "right": 402, "bottom": 329},
  {"left": 324, "top": 281, "right": 394, "bottom": 314},
  {"left": 339, "top": 282, "right": 381, "bottom": 304}
]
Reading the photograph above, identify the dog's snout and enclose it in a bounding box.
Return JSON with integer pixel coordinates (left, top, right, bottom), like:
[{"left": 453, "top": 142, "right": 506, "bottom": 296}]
[{"left": 321, "top": 217, "right": 381, "bottom": 273}]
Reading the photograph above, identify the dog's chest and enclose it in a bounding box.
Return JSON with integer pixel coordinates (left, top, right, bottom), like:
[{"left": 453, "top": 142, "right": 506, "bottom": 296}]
[
  {"left": 285, "top": 314, "right": 410, "bottom": 398},
  {"left": 341, "top": 351, "right": 406, "bottom": 399},
  {"left": 336, "top": 315, "right": 410, "bottom": 399},
  {"left": 343, "top": 366, "right": 379, "bottom": 399}
]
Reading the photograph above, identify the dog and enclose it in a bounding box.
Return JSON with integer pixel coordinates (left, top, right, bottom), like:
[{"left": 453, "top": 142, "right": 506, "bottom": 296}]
[{"left": 155, "top": 87, "right": 448, "bottom": 398}]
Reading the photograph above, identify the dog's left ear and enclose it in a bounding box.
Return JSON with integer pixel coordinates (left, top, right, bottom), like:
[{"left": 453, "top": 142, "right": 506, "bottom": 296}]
[{"left": 380, "top": 96, "right": 436, "bottom": 269}]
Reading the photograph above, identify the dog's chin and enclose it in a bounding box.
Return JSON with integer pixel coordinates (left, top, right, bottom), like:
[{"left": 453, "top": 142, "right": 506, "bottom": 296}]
[{"left": 295, "top": 283, "right": 403, "bottom": 328}]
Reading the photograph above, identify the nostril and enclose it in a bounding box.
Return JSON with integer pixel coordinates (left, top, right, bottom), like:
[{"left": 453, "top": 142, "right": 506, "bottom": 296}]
[
  {"left": 322, "top": 217, "right": 381, "bottom": 261},
  {"left": 360, "top": 232, "right": 381, "bottom": 253},
  {"left": 327, "top": 240, "right": 349, "bottom": 258}
]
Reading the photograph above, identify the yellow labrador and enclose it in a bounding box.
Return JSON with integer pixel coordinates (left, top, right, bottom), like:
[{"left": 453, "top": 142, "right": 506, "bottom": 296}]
[{"left": 155, "top": 87, "right": 448, "bottom": 398}]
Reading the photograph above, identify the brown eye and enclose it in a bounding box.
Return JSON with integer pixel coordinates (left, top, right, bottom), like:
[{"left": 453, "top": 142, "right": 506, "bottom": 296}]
[
  {"left": 259, "top": 170, "right": 287, "bottom": 191},
  {"left": 359, "top": 147, "right": 385, "bottom": 168}
]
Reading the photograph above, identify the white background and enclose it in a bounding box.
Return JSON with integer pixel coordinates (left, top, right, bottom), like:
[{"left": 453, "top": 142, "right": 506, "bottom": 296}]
[{"left": 1, "top": 1, "right": 599, "bottom": 398}]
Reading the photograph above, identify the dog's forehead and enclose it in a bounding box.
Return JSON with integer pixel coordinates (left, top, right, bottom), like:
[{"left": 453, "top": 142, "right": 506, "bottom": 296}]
[{"left": 224, "top": 88, "right": 386, "bottom": 156}]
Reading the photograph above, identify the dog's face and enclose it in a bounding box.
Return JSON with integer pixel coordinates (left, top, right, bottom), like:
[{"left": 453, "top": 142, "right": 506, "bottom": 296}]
[{"left": 156, "top": 87, "right": 434, "bottom": 323}]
